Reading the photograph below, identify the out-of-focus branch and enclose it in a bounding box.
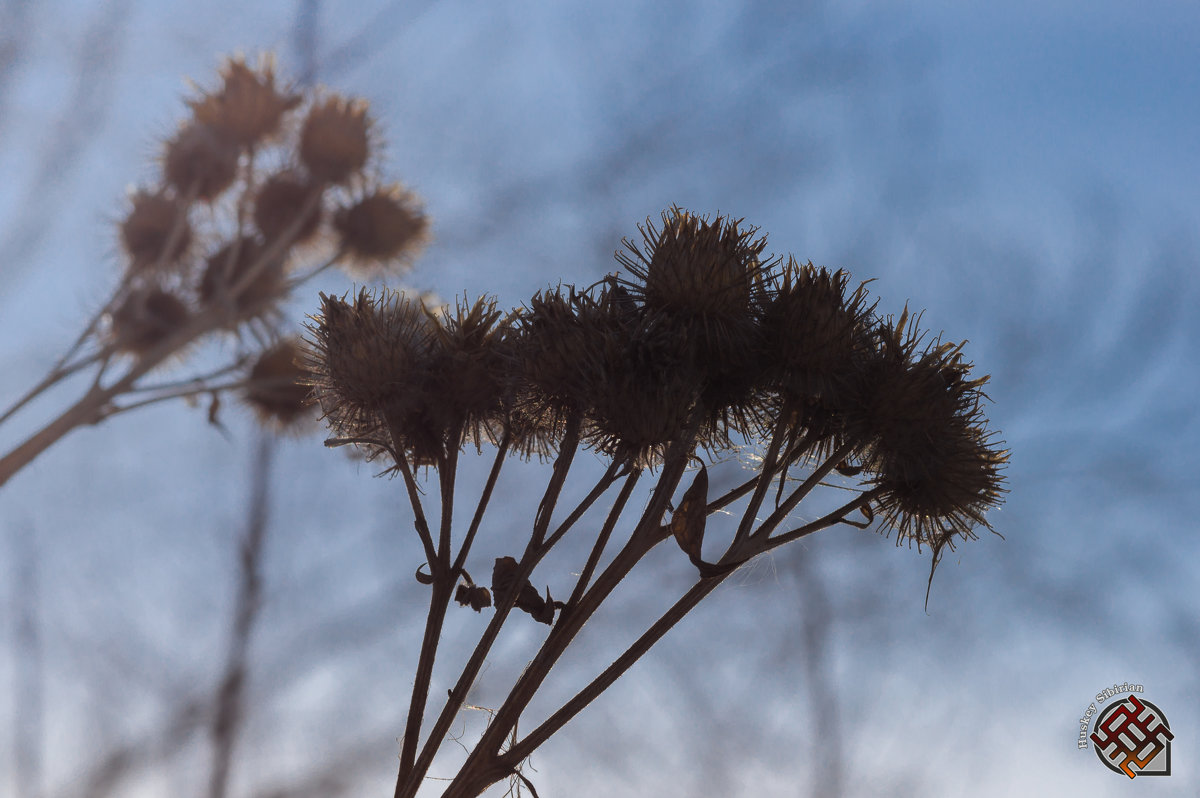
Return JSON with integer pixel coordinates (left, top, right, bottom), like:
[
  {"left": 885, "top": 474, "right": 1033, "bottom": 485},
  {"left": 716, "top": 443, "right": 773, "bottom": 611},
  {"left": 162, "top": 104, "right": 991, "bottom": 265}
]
[
  {"left": 10, "top": 522, "right": 44, "bottom": 798},
  {"left": 208, "top": 435, "right": 275, "bottom": 798}
]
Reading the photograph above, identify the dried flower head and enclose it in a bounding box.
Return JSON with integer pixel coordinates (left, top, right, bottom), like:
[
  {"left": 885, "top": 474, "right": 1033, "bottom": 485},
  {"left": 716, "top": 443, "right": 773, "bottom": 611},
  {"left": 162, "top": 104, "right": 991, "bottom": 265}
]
[
  {"left": 304, "top": 288, "right": 434, "bottom": 455},
  {"left": 616, "top": 210, "right": 772, "bottom": 445},
  {"left": 119, "top": 190, "right": 192, "bottom": 274},
  {"left": 424, "top": 296, "right": 512, "bottom": 450},
  {"left": 254, "top": 172, "right": 324, "bottom": 246},
  {"left": 189, "top": 56, "right": 301, "bottom": 148},
  {"left": 618, "top": 208, "right": 766, "bottom": 322},
  {"left": 163, "top": 122, "right": 240, "bottom": 201},
  {"left": 108, "top": 286, "right": 191, "bottom": 356},
  {"left": 198, "top": 236, "right": 289, "bottom": 323},
  {"left": 511, "top": 287, "right": 611, "bottom": 444},
  {"left": 849, "top": 310, "right": 1007, "bottom": 546},
  {"left": 511, "top": 284, "right": 702, "bottom": 465},
  {"left": 299, "top": 96, "right": 371, "bottom": 184},
  {"left": 334, "top": 186, "right": 429, "bottom": 274},
  {"left": 759, "top": 259, "right": 877, "bottom": 453},
  {"left": 242, "top": 338, "right": 314, "bottom": 431},
  {"left": 583, "top": 309, "right": 699, "bottom": 465}
]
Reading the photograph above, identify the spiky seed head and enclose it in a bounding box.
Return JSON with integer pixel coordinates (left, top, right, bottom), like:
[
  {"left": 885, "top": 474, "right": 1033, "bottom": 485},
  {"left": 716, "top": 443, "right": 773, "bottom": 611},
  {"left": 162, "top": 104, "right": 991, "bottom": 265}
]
[
  {"left": 109, "top": 287, "right": 191, "bottom": 356},
  {"left": 334, "top": 186, "right": 429, "bottom": 274},
  {"left": 759, "top": 259, "right": 878, "bottom": 452},
  {"left": 198, "top": 236, "right": 289, "bottom": 323},
  {"left": 849, "top": 310, "right": 1007, "bottom": 547},
  {"left": 120, "top": 190, "right": 192, "bottom": 274},
  {"left": 189, "top": 56, "right": 301, "bottom": 148},
  {"left": 424, "top": 296, "right": 512, "bottom": 450},
  {"left": 513, "top": 289, "right": 608, "bottom": 418},
  {"left": 304, "top": 289, "right": 434, "bottom": 452},
  {"left": 163, "top": 122, "right": 240, "bottom": 201},
  {"left": 242, "top": 338, "right": 314, "bottom": 431},
  {"left": 299, "top": 96, "right": 371, "bottom": 184},
  {"left": 254, "top": 172, "right": 324, "bottom": 246},
  {"left": 618, "top": 208, "right": 766, "bottom": 321},
  {"left": 583, "top": 311, "right": 699, "bottom": 465}
]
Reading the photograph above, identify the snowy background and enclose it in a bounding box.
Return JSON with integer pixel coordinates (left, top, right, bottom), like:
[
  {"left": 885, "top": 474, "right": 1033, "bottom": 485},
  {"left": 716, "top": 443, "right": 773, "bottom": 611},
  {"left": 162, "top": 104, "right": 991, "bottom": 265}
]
[{"left": 2, "top": 1, "right": 1198, "bottom": 796}]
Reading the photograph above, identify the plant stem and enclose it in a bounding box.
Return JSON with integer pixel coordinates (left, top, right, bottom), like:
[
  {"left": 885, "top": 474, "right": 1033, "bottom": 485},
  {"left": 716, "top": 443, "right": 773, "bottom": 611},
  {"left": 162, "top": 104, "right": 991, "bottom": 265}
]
[
  {"left": 442, "top": 431, "right": 697, "bottom": 797},
  {"left": 565, "top": 468, "right": 640, "bottom": 609},
  {"left": 451, "top": 437, "right": 509, "bottom": 575},
  {"left": 391, "top": 448, "right": 439, "bottom": 572},
  {"left": 704, "top": 430, "right": 813, "bottom": 516},
  {"left": 749, "top": 440, "right": 858, "bottom": 542},
  {"left": 396, "top": 447, "right": 460, "bottom": 788},
  {"left": 395, "top": 574, "right": 455, "bottom": 794},
  {"left": 504, "top": 574, "right": 724, "bottom": 766}
]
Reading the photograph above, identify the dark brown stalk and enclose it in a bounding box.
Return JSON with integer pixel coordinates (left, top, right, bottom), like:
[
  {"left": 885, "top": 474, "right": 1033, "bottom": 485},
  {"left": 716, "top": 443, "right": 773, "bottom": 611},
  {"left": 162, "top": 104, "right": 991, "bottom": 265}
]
[
  {"left": 729, "top": 414, "right": 791, "bottom": 548},
  {"left": 451, "top": 435, "right": 509, "bottom": 574},
  {"left": 390, "top": 447, "right": 439, "bottom": 572},
  {"left": 442, "top": 429, "right": 698, "bottom": 797},
  {"left": 749, "top": 440, "right": 858, "bottom": 543},
  {"left": 395, "top": 447, "right": 459, "bottom": 790},
  {"left": 705, "top": 430, "right": 814, "bottom": 515},
  {"left": 539, "top": 458, "right": 627, "bottom": 551},
  {"left": 564, "top": 468, "right": 641, "bottom": 609},
  {"left": 397, "top": 433, "right": 619, "bottom": 798},
  {"left": 761, "top": 487, "right": 884, "bottom": 552},
  {"left": 503, "top": 575, "right": 724, "bottom": 767}
]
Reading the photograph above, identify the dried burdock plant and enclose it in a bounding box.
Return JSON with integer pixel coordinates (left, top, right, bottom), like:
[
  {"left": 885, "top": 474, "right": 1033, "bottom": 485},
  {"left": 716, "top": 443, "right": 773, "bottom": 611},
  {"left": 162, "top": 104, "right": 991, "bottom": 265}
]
[
  {"left": 1, "top": 57, "right": 1007, "bottom": 798},
  {"left": 0, "top": 55, "right": 428, "bottom": 486},
  {"left": 304, "top": 207, "right": 1007, "bottom": 797}
]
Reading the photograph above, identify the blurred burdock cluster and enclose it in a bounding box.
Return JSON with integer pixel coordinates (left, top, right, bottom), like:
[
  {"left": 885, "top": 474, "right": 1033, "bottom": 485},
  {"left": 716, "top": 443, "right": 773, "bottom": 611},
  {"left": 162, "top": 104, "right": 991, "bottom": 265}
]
[{"left": 0, "top": 56, "right": 428, "bottom": 484}]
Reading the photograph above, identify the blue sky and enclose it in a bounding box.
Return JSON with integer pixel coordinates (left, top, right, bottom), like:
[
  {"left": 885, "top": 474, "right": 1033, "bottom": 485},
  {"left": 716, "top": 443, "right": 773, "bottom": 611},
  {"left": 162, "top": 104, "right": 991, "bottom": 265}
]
[{"left": 2, "top": 2, "right": 1199, "bottom": 796}]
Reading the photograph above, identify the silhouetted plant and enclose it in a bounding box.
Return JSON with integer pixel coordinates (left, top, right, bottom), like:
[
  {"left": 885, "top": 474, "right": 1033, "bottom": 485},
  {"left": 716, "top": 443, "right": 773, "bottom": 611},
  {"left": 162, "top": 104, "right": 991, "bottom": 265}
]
[
  {"left": 0, "top": 57, "right": 1007, "bottom": 798},
  {"left": 305, "top": 204, "right": 1007, "bottom": 797}
]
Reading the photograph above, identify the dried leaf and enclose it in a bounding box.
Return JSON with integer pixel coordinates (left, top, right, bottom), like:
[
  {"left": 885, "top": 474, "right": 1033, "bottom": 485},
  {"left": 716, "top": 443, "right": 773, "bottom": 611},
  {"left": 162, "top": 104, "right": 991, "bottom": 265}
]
[
  {"left": 455, "top": 583, "right": 492, "bottom": 611},
  {"left": 669, "top": 463, "right": 708, "bottom": 564},
  {"left": 491, "top": 556, "right": 522, "bottom": 605}
]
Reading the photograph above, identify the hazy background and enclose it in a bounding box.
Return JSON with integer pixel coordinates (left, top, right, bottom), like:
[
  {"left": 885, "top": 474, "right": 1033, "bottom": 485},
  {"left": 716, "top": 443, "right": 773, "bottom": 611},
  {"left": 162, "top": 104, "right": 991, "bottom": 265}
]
[{"left": 2, "top": 1, "right": 1198, "bottom": 796}]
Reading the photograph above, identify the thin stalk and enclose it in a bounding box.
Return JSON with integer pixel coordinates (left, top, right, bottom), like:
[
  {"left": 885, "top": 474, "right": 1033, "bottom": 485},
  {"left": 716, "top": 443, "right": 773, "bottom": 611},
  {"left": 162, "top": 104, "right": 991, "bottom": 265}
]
[
  {"left": 125, "top": 358, "right": 252, "bottom": 395},
  {"left": 565, "top": 468, "right": 640, "bottom": 609},
  {"left": 396, "top": 446, "right": 462, "bottom": 788},
  {"left": 438, "top": 447, "right": 459, "bottom": 566},
  {"left": 539, "top": 458, "right": 626, "bottom": 551},
  {"left": 395, "top": 573, "right": 455, "bottom": 794},
  {"left": 451, "top": 436, "right": 510, "bottom": 575},
  {"left": 761, "top": 487, "right": 884, "bottom": 552},
  {"left": 705, "top": 430, "right": 813, "bottom": 515},
  {"left": 444, "top": 429, "right": 698, "bottom": 797},
  {"left": 97, "top": 377, "right": 255, "bottom": 420},
  {"left": 389, "top": 446, "right": 439, "bottom": 572},
  {"left": 530, "top": 415, "right": 581, "bottom": 548},
  {"left": 504, "top": 574, "right": 724, "bottom": 767},
  {"left": 749, "top": 440, "right": 858, "bottom": 543},
  {"left": 730, "top": 414, "right": 790, "bottom": 548},
  {"left": 0, "top": 349, "right": 107, "bottom": 427},
  {"left": 289, "top": 247, "right": 346, "bottom": 285}
]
